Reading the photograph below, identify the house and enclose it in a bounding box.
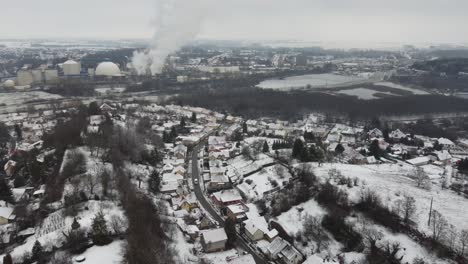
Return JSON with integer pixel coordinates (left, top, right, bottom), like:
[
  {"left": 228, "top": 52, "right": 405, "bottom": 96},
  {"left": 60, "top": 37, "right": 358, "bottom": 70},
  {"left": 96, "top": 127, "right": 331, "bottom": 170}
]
[
  {"left": 211, "top": 189, "right": 243, "bottom": 208},
  {"left": 160, "top": 182, "right": 179, "bottom": 194},
  {"left": 368, "top": 128, "right": 383, "bottom": 138},
  {"left": 201, "top": 228, "right": 227, "bottom": 253},
  {"left": 438, "top": 138, "right": 455, "bottom": 150},
  {"left": 173, "top": 166, "right": 186, "bottom": 176},
  {"left": 100, "top": 103, "right": 116, "bottom": 112},
  {"left": 174, "top": 144, "right": 188, "bottom": 159},
  {"left": 180, "top": 193, "right": 199, "bottom": 212},
  {"left": 89, "top": 115, "right": 105, "bottom": 126},
  {"left": 162, "top": 173, "right": 184, "bottom": 185},
  {"left": 278, "top": 245, "right": 304, "bottom": 264},
  {"left": 265, "top": 228, "right": 279, "bottom": 242},
  {"left": 0, "top": 206, "right": 14, "bottom": 225},
  {"left": 243, "top": 220, "right": 264, "bottom": 241},
  {"left": 407, "top": 156, "right": 432, "bottom": 166},
  {"left": 430, "top": 150, "right": 452, "bottom": 165},
  {"left": 3, "top": 160, "right": 17, "bottom": 177},
  {"left": 267, "top": 237, "right": 289, "bottom": 259},
  {"left": 226, "top": 203, "right": 248, "bottom": 222},
  {"left": 186, "top": 225, "right": 200, "bottom": 240},
  {"left": 389, "top": 129, "right": 406, "bottom": 141}
]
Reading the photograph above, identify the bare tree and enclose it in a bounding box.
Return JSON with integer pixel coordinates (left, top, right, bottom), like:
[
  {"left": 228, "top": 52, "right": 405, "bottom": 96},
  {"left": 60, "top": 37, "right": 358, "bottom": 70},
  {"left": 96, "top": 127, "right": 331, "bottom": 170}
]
[
  {"left": 459, "top": 229, "right": 468, "bottom": 257},
  {"left": 110, "top": 215, "right": 125, "bottom": 235},
  {"left": 361, "top": 225, "right": 384, "bottom": 251},
  {"left": 85, "top": 174, "right": 98, "bottom": 195},
  {"left": 446, "top": 225, "right": 458, "bottom": 251},
  {"left": 394, "top": 194, "right": 417, "bottom": 224},
  {"left": 430, "top": 210, "right": 448, "bottom": 242},
  {"left": 413, "top": 167, "right": 431, "bottom": 190},
  {"left": 303, "top": 214, "right": 328, "bottom": 252}
]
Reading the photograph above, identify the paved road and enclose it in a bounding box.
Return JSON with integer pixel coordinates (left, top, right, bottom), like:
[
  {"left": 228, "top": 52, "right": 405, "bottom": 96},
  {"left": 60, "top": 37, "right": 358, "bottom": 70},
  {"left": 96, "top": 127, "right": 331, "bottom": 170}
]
[{"left": 190, "top": 143, "right": 268, "bottom": 264}]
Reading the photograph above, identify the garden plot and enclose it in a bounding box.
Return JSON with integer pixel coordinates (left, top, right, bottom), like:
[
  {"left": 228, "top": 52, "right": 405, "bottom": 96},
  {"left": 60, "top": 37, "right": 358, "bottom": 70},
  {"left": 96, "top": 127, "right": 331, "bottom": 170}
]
[
  {"left": 35, "top": 211, "right": 65, "bottom": 238},
  {"left": 309, "top": 162, "right": 468, "bottom": 237},
  {"left": 275, "top": 199, "right": 326, "bottom": 236},
  {"left": 237, "top": 164, "right": 291, "bottom": 200},
  {"left": 227, "top": 154, "right": 275, "bottom": 177},
  {"left": 348, "top": 215, "right": 451, "bottom": 264},
  {"left": 5, "top": 200, "right": 125, "bottom": 261},
  {"left": 74, "top": 240, "right": 124, "bottom": 264}
]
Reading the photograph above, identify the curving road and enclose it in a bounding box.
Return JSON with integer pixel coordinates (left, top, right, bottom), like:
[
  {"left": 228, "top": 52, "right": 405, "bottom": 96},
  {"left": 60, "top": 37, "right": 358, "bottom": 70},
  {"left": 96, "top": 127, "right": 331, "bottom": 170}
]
[{"left": 190, "top": 141, "right": 268, "bottom": 264}]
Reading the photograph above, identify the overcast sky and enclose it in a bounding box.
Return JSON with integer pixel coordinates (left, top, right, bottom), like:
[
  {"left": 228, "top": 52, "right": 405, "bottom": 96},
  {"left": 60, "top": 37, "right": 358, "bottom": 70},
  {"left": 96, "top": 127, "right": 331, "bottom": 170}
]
[{"left": 2, "top": 0, "right": 468, "bottom": 47}]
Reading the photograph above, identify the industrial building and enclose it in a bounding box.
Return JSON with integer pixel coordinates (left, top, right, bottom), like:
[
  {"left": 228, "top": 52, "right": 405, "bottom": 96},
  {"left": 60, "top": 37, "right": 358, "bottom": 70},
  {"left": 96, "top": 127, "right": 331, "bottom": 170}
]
[{"left": 62, "top": 60, "right": 81, "bottom": 76}]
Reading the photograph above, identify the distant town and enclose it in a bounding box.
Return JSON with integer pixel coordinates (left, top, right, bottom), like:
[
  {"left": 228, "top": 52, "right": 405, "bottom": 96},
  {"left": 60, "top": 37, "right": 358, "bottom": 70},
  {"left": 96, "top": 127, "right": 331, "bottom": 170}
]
[{"left": 1, "top": 39, "right": 468, "bottom": 264}]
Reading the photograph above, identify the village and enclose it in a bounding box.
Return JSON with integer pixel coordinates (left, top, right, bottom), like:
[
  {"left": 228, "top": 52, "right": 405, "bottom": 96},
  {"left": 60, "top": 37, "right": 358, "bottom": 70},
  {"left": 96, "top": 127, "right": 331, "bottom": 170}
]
[{"left": 0, "top": 97, "right": 467, "bottom": 264}]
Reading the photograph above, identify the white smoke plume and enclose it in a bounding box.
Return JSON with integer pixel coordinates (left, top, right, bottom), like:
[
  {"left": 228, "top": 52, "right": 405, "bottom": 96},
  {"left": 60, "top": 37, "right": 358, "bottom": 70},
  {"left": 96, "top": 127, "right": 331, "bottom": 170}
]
[{"left": 132, "top": 0, "right": 206, "bottom": 75}]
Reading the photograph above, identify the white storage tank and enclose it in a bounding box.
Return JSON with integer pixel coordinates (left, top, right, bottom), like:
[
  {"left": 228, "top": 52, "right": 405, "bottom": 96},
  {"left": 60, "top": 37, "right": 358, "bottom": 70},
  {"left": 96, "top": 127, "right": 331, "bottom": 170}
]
[
  {"left": 3, "top": 79, "right": 15, "bottom": 88},
  {"left": 95, "top": 62, "right": 121, "bottom": 77},
  {"left": 63, "top": 60, "right": 81, "bottom": 76}
]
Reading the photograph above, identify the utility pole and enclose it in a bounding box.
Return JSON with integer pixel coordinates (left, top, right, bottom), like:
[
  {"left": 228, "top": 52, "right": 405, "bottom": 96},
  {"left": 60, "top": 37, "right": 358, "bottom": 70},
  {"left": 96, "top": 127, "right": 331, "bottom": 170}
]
[{"left": 428, "top": 197, "right": 433, "bottom": 226}]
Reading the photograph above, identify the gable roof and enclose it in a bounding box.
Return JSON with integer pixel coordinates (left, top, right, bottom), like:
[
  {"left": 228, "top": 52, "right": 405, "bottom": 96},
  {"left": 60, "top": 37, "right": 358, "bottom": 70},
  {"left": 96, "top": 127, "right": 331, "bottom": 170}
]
[{"left": 202, "top": 228, "right": 227, "bottom": 243}]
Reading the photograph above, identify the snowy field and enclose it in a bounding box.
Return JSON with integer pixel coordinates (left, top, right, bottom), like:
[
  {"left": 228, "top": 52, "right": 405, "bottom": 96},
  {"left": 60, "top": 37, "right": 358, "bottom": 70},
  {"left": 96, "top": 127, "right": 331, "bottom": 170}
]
[
  {"left": 348, "top": 215, "right": 451, "bottom": 264},
  {"left": 4, "top": 200, "right": 125, "bottom": 261},
  {"left": 275, "top": 199, "right": 326, "bottom": 236},
  {"left": 309, "top": 163, "right": 468, "bottom": 236},
  {"left": 375, "top": 82, "right": 430, "bottom": 95},
  {"left": 227, "top": 154, "right": 275, "bottom": 178},
  {"left": 75, "top": 240, "right": 124, "bottom": 264},
  {"left": 0, "top": 91, "right": 62, "bottom": 106},
  {"left": 256, "top": 74, "right": 366, "bottom": 91},
  {"left": 237, "top": 164, "right": 292, "bottom": 200},
  {"left": 336, "top": 87, "right": 397, "bottom": 100}
]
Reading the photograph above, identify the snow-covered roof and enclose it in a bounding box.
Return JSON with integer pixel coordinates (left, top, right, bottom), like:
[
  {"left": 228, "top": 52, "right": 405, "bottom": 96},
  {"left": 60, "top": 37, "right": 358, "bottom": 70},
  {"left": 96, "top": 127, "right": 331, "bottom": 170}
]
[
  {"left": 95, "top": 62, "right": 121, "bottom": 76},
  {"left": 407, "top": 156, "right": 431, "bottom": 165},
  {"left": 201, "top": 228, "right": 227, "bottom": 243},
  {"left": 267, "top": 237, "right": 288, "bottom": 257},
  {"left": 212, "top": 189, "right": 242, "bottom": 203},
  {"left": 0, "top": 207, "right": 14, "bottom": 219},
  {"left": 438, "top": 137, "right": 455, "bottom": 145}
]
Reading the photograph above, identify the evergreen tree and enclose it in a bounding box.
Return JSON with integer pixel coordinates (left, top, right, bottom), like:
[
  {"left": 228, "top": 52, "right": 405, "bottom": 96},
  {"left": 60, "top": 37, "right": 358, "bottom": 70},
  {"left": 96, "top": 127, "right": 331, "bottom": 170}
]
[
  {"left": 32, "top": 240, "right": 43, "bottom": 260},
  {"left": 14, "top": 124, "right": 22, "bottom": 141},
  {"left": 88, "top": 101, "right": 101, "bottom": 116},
  {"left": 0, "top": 179, "right": 13, "bottom": 203},
  {"left": 2, "top": 254, "right": 12, "bottom": 264},
  {"left": 292, "top": 139, "right": 305, "bottom": 159},
  {"left": 148, "top": 170, "right": 160, "bottom": 194},
  {"left": 91, "top": 211, "right": 111, "bottom": 245},
  {"left": 0, "top": 122, "right": 10, "bottom": 149},
  {"left": 262, "top": 141, "right": 269, "bottom": 153},
  {"left": 72, "top": 217, "right": 81, "bottom": 230},
  {"left": 162, "top": 131, "right": 169, "bottom": 143},
  {"left": 180, "top": 117, "right": 186, "bottom": 128},
  {"left": 224, "top": 217, "right": 237, "bottom": 247},
  {"left": 190, "top": 112, "right": 197, "bottom": 123},
  {"left": 335, "top": 143, "right": 345, "bottom": 155},
  {"left": 242, "top": 122, "right": 248, "bottom": 134},
  {"left": 170, "top": 127, "right": 178, "bottom": 141}
]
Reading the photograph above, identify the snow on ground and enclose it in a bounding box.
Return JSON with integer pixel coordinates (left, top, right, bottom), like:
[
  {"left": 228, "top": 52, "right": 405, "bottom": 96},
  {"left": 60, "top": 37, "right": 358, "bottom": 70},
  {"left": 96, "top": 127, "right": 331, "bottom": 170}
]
[
  {"left": 172, "top": 227, "right": 199, "bottom": 263},
  {"left": 6, "top": 200, "right": 125, "bottom": 261},
  {"left": 375, "top": 82, "right": 430, "bottom": 95},
  {"left": 0, "top": 91, "right": 63, "bottom": 106},
  {"left": 275, "top": 199, "right": 326, "bottom": 236},
  {"left": 74, "top": 240, "right": 124, "bottom": 264},
  {"left": 227, "top": 154, "right": 275, "bottom": 178},
  {"left": 202, "top": 248, "right": 242, "bottom": 263},
  {"left": 349, "top": 215, "right": 451, "bottom": 264},
  {"left": 237, "top": 164, "right": 292, "bottom": 200},
  {"left": 337, "top": 88, "right": 397, "bottom": 100},
  {"left": 310, "top": 162, "right": 468, "bottom": 237}
]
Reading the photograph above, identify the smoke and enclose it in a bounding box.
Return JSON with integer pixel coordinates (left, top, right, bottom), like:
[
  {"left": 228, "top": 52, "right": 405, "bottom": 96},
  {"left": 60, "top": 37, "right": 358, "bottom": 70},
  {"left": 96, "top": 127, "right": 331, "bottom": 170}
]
[{"left": 132, "top": 0, "right": 206, "bottom": 75}]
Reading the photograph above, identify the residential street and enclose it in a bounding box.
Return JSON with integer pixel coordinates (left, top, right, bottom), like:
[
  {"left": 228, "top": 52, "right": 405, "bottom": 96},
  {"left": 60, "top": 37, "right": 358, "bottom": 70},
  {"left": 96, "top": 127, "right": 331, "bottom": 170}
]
[{"left": 190, "top": 142, "right": 268, "bottom": 264}]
